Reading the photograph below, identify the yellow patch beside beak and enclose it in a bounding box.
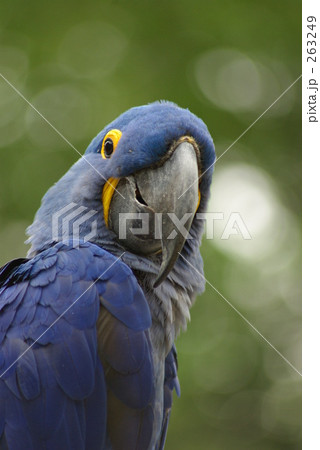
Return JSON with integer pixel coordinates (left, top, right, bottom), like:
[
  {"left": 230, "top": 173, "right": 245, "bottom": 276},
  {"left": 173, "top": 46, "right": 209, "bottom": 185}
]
[
  {"left": 197, "top": 190, "right": 201, "bottom": 211},
  {"left": 102, "top": 178, "right": 120, "bottom": 226}
]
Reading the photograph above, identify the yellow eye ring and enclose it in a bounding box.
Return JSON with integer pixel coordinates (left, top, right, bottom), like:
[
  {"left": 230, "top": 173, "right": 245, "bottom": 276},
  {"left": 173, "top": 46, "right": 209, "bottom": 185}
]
[{"left": 101, "top": 129, "right": 122, "bottom": 159}]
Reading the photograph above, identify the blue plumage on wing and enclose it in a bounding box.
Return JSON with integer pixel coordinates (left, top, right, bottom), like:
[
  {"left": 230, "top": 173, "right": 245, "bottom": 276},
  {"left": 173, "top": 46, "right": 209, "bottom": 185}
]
[{"left": 0, "top": 241, "right": 154, "bottom": 448}]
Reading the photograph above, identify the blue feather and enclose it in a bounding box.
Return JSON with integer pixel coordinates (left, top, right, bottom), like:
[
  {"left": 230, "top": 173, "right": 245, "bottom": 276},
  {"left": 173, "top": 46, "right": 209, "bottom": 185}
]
[{"left": 0, "top": 241, "right": 154, "bottom": 447}]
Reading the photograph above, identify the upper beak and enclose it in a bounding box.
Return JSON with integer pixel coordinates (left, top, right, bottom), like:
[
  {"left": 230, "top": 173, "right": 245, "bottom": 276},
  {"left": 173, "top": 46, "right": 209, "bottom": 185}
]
[{"left": 108, "top": 141, "right": 199, "bottom": 287}]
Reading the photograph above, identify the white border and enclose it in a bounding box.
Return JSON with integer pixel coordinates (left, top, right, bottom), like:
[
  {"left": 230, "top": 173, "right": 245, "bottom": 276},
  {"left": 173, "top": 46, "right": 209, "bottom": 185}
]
[{"left": 302, "top": 0, "right": 320, "bottom": 447}]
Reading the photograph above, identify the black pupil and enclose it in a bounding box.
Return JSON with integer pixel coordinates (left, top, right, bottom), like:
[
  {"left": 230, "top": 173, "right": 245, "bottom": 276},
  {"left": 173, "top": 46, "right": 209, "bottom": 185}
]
[{"left": 104, "top": 138, "right": 114, "bottom": 156}]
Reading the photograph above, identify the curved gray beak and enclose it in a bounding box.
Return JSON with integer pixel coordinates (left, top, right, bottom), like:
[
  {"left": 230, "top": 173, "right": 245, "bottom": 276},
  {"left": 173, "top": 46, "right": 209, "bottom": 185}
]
[{"left": 108, "top": 141, "right": 199, "bottom": 287}]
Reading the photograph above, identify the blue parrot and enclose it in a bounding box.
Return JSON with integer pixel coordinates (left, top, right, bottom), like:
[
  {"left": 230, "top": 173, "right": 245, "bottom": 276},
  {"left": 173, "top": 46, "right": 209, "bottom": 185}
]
[{"left": 0, "top": 101, "right": 215, "bottom": 449}]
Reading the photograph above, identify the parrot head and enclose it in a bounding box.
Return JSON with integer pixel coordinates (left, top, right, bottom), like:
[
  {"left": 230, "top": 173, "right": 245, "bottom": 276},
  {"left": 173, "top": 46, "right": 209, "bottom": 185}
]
[{"left": 27, "top": 101, "right": 215, "bottom": 288}]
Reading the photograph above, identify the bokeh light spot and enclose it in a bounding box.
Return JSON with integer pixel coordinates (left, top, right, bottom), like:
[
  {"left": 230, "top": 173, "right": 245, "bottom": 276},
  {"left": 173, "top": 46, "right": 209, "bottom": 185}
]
[
  {"left": 193, "top": 49, "right": 296, "bottom": 117},
  {"left": 194, "top": 49, "right": 262, "bottom": 112},
  {"left": 25, "top": 84, "right": 91, "bottom": 150},
  {"left": 208, "top": 162, "right": 299, "bottom": 264},
  {"left": 58, "top": 21, "right": 127, "bottom": 79}
]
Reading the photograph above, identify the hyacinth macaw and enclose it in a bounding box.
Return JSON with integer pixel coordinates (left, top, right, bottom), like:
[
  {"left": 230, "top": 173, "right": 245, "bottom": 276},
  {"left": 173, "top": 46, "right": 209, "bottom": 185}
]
[{"left": 0, "top": 101, "right": 215, "bottom": 449}]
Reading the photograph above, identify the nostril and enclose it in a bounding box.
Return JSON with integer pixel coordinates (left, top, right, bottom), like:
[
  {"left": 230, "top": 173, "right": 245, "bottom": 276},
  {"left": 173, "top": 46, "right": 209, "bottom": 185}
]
[{"left": 135, "top": 185, "right": 148, "bottom": 206}]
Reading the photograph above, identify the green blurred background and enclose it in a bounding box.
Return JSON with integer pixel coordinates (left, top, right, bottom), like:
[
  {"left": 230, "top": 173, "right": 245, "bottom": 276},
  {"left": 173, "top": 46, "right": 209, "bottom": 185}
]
[{"left": 0, "top": 1, "right": 301, "bottom": 448}]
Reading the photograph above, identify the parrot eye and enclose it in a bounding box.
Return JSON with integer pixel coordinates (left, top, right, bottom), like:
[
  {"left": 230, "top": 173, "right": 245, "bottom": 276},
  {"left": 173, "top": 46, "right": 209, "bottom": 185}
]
[
  {"left": 101, "top": 129, "right": 122, "bottom": 159},
  {"left": 103, "top": 138, "right": 114, "bottom": 157}
]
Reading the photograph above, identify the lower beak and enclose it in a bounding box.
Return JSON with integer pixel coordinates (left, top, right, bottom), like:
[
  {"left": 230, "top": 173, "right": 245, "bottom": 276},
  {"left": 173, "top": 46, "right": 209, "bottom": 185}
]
[{"left": 107, "top": 141, "right": 199, "bottom": 287}]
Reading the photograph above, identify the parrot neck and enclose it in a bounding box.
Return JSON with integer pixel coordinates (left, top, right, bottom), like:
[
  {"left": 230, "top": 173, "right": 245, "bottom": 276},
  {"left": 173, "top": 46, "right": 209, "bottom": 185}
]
[{"left": 118, "top": 241, "right": 205, "bottom": 353}]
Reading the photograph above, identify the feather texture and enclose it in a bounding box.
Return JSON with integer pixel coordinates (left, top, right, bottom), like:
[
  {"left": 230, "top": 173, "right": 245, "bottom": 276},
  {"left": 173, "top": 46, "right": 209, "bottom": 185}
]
[{"left": 0, "top": 241, "right": 156, "bottom": 449}]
